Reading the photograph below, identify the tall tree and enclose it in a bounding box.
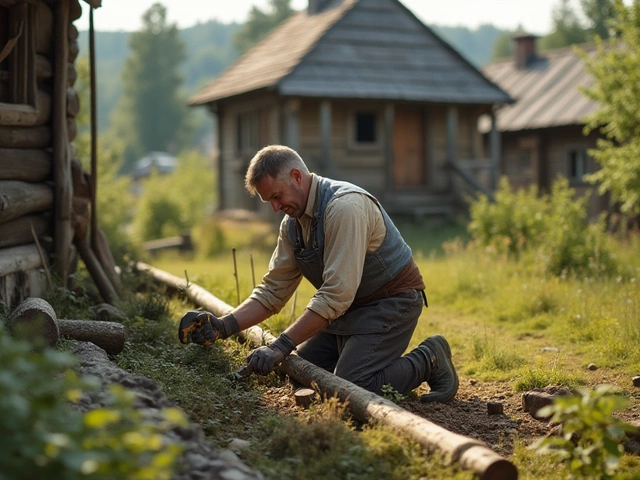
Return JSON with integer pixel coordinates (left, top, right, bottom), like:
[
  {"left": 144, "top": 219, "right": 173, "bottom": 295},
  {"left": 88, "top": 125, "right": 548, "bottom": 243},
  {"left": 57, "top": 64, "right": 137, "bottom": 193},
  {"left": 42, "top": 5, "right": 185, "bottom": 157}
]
[
  {"left": 580, "top": 0, "right": 616, "bottom": 39},
  {"left": 112, "top": 3, "right": 189, "bottom": 170},
  {"left": 233, "top": 0, "right": 295, "bottom": 53},
  {"left": 539, "top": 0, "right": 588, "bottom": 50},
  {"left": 580, "top": 0, "right": 640, "bottom": 214}
]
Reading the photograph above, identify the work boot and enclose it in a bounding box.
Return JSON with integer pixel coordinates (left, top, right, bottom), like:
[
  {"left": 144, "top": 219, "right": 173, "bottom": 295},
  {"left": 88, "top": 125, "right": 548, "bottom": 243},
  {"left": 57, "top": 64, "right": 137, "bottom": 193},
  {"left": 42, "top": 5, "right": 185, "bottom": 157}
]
[{"left": 419, "top": 334, "right": 458, "bottom": 403}]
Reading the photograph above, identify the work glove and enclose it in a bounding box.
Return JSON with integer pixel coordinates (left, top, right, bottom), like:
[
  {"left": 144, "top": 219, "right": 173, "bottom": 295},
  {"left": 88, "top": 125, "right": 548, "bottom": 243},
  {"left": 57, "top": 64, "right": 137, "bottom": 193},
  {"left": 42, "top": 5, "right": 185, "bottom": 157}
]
[
  {"left": 247, "top": 332, "right": 296, "bottom": 376},
  {"left": 178, "top": 310, "right": 240, "bottom": 346}
]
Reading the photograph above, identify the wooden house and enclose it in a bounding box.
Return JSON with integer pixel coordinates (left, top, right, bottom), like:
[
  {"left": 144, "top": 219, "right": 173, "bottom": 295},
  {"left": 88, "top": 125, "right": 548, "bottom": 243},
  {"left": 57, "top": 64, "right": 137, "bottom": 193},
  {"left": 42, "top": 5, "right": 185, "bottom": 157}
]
[
  {"left": 0, "top": 0, "right": 117, "bottom": 309},
  {"left": 482, "top": 34, "right": 609, "bottom": 217},
  {"left": 189, "top": 0, "right": 512, "bottom": 219}
]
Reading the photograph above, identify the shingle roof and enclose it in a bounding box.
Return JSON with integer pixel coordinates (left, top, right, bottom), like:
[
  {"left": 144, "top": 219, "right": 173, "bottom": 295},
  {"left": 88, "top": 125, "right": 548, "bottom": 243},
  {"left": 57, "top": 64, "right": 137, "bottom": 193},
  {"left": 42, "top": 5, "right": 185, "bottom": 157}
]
[
  {"left": 189, "top": 0, "right": 511, "bottom": 106},
  {"left": 482, "top": 44, "right": 600, "bottom": 132}
]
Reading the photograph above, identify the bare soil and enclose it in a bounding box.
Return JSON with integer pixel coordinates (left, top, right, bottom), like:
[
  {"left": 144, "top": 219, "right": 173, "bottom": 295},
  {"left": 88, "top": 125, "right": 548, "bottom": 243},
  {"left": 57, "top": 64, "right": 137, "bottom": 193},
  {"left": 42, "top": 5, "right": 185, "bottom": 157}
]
[{"left": 258, "top": 373, "right": 640, "bottom": 459}]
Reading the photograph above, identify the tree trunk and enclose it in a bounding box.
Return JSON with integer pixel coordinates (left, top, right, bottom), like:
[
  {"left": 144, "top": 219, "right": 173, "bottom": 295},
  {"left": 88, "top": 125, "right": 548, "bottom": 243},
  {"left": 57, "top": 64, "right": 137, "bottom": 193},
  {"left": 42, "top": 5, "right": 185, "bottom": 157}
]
[
  {"left": 0, "top": 148, "right": 52, "bottom": 182},
  {"left": 136, "top": 262, "right": 518, "bottom": 480},
  {"left": 0, "top": 214, "right": 50, "bottom": 249},
  {"left": 0, "top": 181, "right": 54, "bottom": 224}
]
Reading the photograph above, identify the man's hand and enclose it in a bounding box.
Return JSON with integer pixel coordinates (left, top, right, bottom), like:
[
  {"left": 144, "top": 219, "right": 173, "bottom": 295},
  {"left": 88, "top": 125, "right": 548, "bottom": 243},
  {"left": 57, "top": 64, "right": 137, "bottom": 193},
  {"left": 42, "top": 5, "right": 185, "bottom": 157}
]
[
  {"left": 178, "top": 311, "right": 240, "bottom": 346},
  {"left": 247, "top": 332, "right": 296, "bottom": 375}
]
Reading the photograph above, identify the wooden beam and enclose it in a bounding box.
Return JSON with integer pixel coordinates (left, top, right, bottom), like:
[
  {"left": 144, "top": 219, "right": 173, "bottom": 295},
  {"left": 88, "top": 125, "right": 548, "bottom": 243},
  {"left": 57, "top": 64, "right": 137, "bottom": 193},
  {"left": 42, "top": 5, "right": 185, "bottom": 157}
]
[
  {"left": 52, "top": 0, "right": 72, "bottom": 285},
  {"left": 383, "top": 103, "right": 394, "bottom": 193},
  {"left": 137, "top": 262, "right": 518, "bottom": 480},
  {"left": 0, "top": 180, "right": 54, "bottom": 224},
  {"left": 0, "top": 148, "right": 52, "bottom": 182},
  {"left": 489, "top": 110, "right": 500, "bottom": 191},
  {"left": 0, "top": 214, "right": 50, "bottom": 249}
]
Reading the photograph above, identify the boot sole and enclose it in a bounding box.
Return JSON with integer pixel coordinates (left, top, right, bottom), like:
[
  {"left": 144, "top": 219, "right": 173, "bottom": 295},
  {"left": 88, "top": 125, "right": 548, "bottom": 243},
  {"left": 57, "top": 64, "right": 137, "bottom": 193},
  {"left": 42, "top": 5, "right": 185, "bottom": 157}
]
[{"left": 420, "top": 334, "right": 459, "bottom": 404}]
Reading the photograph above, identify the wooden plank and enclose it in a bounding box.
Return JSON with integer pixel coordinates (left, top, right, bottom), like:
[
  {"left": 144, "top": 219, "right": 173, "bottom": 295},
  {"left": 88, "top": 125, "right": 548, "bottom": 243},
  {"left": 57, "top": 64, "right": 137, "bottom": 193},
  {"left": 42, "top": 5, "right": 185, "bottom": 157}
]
[
  {"left": 0, "top": 148, "right": 52, "bottom": 183},
  {"left": 0, "top": 214, "right": 50, "bottom": 249},
  {"left": 0, "top": 180, "right": 54, "bottom": 223}
]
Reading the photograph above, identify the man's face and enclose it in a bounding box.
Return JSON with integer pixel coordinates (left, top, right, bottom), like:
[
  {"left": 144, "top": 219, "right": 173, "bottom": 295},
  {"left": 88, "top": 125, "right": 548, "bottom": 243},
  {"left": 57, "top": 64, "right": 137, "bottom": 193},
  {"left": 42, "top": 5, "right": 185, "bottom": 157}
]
[{"left": 255, "top": 169, "right": 307, "bottom": 218}]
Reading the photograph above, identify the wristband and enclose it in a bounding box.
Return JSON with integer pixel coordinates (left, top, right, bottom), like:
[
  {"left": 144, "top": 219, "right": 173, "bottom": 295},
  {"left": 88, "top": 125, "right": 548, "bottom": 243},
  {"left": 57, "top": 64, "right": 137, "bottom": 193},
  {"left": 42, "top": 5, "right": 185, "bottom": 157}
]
[{"left": 270, "top": 332, "right": 297, "bottom": 357}]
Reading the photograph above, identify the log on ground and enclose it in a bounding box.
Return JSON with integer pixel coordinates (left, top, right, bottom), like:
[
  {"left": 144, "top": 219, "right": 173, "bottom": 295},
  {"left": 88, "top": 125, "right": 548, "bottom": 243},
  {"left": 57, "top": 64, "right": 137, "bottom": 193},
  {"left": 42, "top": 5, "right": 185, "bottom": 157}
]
[
  {"left": 58, "top": 319, "right": 125, "bottom": 354},
  {"left": 137, "top": 261, "right": 518, "bottom": 480}
]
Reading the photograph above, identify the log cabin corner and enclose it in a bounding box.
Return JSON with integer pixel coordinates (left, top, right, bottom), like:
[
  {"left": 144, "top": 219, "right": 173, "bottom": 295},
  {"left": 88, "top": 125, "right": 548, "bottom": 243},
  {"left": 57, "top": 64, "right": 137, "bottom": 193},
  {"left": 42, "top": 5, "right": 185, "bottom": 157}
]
[
  {"left": 189, "top": 0, "right": 514, "bottom": 221},
  {"left": 0, "top": 0, "right": 112, "bottom": 309}
]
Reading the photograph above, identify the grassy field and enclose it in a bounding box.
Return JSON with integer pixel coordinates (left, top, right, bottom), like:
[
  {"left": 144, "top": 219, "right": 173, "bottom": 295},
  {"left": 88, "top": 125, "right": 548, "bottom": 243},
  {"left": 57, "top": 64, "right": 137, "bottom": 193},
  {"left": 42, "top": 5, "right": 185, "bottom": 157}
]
[{"left": 126, "top": 218, "right": 640, "bottom": 479}]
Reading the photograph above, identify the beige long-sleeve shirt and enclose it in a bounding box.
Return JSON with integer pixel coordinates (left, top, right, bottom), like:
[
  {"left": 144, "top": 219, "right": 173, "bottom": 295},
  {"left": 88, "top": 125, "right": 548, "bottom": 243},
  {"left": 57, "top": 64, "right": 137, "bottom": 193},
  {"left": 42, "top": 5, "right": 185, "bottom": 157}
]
[{"left": 249, "top": 174, "right": 387, "bottom": 322}]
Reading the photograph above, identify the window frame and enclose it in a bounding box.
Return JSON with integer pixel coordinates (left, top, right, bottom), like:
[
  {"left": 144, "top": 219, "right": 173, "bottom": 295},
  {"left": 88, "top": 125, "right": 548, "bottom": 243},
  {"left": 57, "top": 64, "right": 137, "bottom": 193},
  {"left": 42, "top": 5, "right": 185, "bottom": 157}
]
[
  {"left": 566, "top": 146, "right": 592, "bottom": 185},
  {"left": 347, "top": 107, "right": 382, "bottom": 151},
  {"left": 0, "top": 1, "right": 38, "bottom": 126}
]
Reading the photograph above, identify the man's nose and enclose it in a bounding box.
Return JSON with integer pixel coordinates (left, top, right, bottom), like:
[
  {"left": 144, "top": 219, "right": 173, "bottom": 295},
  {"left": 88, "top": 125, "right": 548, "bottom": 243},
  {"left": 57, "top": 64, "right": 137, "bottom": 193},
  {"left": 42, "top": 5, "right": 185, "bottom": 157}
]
[{"left": 271, "top": 201, "right": 281, "bottom": 212}]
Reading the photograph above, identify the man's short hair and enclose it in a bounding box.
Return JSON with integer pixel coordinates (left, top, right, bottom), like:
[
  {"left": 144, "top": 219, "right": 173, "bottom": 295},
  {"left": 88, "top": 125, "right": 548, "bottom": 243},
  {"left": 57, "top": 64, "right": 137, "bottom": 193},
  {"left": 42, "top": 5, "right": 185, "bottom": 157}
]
[{"left": 244, "top": 145, "right": 309, "bottom": 196}]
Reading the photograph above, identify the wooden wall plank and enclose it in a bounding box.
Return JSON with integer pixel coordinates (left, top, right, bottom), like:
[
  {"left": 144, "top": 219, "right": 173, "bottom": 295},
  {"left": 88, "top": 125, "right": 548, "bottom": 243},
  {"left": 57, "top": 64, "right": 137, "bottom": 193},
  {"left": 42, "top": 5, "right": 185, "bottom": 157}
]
[
  {"left": 0, "top": 180, "right": 54, "bottom": 224},
  {"left": 0, "top": 148, "right": 52, "bottom": 182}
]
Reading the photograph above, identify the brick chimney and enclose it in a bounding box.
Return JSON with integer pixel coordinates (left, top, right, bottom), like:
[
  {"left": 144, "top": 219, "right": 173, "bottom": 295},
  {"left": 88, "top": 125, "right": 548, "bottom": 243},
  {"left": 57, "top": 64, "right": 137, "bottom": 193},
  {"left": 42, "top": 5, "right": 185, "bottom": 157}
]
[
  {"left": 308, "top": 0, "right": 334, "bottom": 15},
  {"left": 513, "top": 33, "right": 538, "bottom": 69}
]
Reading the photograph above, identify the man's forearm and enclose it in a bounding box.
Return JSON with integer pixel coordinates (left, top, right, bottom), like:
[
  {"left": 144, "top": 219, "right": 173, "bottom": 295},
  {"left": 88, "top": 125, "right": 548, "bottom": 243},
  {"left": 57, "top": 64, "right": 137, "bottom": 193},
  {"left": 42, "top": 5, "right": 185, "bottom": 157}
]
[{"left": 232, "top": 298, "right": 273, "bottom": 331}]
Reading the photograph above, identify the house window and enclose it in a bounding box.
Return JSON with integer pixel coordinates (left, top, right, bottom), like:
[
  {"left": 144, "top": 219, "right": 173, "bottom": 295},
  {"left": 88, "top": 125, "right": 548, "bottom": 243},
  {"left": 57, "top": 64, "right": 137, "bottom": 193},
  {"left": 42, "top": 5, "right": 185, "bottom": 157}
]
[
  {"left": 516, "top": 149, "right": 533, "bottom": 177},
  {"left": 568, "top": 148, "right": 590, "bottom": 184},
  {"left": 0, "top": 3, "right": 36, "bottom": 118},
  {"left": 236, "top": 111, "right": 259, "bottom": 157},
  {"left": 355, "top": 112, "right": 377, "bottom": 144}
]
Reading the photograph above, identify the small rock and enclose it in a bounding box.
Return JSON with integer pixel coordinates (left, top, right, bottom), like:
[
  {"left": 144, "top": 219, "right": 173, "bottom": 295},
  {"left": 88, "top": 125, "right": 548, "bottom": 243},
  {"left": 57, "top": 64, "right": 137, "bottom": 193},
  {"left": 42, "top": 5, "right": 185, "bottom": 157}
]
[
  {"left": 228, "top": 438, "right": 251, "bottom": 452},
  {"left": 469, "top": 379, "right": 477, "bottom": 386},
  {"left": 587, "top": 363, "right": 598, "bottom": 371},
  {"left": 633, "top": 376, "right": 640, "bottom": 387}
]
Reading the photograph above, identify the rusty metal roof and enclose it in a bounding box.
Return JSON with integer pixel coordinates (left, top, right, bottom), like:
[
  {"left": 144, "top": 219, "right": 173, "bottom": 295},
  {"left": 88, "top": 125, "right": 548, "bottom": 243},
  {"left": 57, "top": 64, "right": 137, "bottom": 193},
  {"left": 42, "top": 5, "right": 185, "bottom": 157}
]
[
  {"left": 189, "top": 0, "right": 511, "bottom": 106},
  {"left": 482, "top": 44, "right": 600, "bottom": 132}
]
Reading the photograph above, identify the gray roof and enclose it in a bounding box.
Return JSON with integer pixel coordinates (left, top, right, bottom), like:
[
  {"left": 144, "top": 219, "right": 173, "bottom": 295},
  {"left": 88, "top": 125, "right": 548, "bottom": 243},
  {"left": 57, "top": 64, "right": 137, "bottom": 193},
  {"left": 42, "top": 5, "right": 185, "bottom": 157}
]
[
  {"left": 189, "top": 0, "right": 511, "bottom": 106},
  {"left": 482, "top": 44, "right": 600, "bottom": 132}
]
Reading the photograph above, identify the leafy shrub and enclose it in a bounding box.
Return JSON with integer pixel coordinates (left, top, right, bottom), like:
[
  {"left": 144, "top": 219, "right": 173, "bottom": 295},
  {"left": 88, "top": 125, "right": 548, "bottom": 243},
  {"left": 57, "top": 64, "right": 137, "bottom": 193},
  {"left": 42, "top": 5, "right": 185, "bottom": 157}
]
[
  {"left": 0, "top": 324, "right": 186, "bottom": 479},
  {"left": 469, "top": 177, "right": 618, "bottom": 277},
  {"left": 531, "top": 385, "right": 637, "bottom": 479}
]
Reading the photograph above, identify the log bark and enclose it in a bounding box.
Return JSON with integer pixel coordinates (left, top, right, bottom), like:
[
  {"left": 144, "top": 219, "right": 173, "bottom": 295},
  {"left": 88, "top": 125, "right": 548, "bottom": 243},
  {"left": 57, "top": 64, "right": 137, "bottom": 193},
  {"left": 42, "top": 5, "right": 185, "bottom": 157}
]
[
  {"left": 67, "top": 62, "right": 77, "bottom": 87},
  {"left": 0, "top": 214, "right": 50, "bottom": 249},
  {"left": 58, "top": 319, "right": 125, "bottom": 354},
  {"left": 75, "top": 235, "right": 118, "bottom": 305},
  {"left": 0, "top": 148, "right": 52, "bottom": 182},
  {"left": 0, "top": 181, "right": 54, "bottom": 224},
  {"left": 36, "top": 54, "right": 53, "bottom": 80},
  {"left": 0, "top": 125, "right": 51, "bottom": 148},
  {"left": 7, "top": 296, "right": 59, "bottom": 347},
  {"left": 53, "top": 0, "right": 72, "bottom": 285},
  {"left": 35, "top": 1, "right": 53, "bottom": 55},
  {"left": 137, "top": 262, "right": 517, "bottom": 480},
  {"left": 0, "top": 89, "right": 50, "bottom": 127},
  {"left": 67, "top": 87, "right": 79, "bottom": 117},
  {"left": 0, "top": 244, "right": 44, "bottom": 276},
  {"left": 93, "top": 226, "right": 123, "bottom": 293}
]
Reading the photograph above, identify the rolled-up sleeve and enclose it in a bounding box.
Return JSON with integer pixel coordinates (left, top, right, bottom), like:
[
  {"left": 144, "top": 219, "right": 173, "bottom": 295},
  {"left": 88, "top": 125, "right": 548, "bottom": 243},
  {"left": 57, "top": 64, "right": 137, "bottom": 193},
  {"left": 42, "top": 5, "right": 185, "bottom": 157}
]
[
  {"left": 249, "top": 217, "right": 303, "bottom": 314},
  {"left": 306, "top": 194, "right": 373, "bottom": 322}
]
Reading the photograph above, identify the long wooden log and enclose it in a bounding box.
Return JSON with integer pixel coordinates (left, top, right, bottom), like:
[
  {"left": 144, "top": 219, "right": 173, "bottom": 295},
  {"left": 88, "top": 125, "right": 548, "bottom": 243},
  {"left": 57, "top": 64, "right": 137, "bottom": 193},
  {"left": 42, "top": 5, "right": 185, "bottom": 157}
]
[
  {"left": 75, "top": 236, "right": 118, "bottom": 305},
  {"left": 0, "top": 214, "right": 50, "bottom": 249},
  {"left": 93, "top": 226, "right": 123, "bottom": 293},
  {"left": 7, "top": 297, "right": 126, "bottom": 354},
  {"left": 0, "top": 181, "right": 54, "bottom": 224},
  {"left": 0, "top": 125, "right": 51, "bottom": 148},
  {"left": 0, "top": 89, "right": 50, "bottom": 126},
  {"left": 36, "top": 54, "right": 52, "bottom": 80},
  {"left": 0, "top": 148, "right": 52, "bottom": 182},
  {"left": 52, "top": 0, "right": 72, "bottom": 285},
  {"left": 0, "top": 244, "right": 43, "bottom": 276},
  {"left": 35, "top": 1, "right": 53, "bottom": 55},
  {"left": 136, "top": 262, "right": 518, "bottom": 480}
]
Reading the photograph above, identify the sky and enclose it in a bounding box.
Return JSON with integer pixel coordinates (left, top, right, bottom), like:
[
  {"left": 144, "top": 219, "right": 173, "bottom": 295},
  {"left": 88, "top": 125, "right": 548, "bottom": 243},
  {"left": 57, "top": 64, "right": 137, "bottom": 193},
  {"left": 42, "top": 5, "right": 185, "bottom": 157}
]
[{"left": 76, "top": 0, "right": 579, "bottom": 36}]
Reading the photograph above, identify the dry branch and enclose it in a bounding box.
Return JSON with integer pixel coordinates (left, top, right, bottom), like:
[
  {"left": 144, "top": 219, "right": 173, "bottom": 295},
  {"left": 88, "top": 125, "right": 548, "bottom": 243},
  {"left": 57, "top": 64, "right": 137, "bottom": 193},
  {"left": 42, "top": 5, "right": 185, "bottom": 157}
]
[{"left": 137, "top": 261, "right": 517, "bottom": 480}]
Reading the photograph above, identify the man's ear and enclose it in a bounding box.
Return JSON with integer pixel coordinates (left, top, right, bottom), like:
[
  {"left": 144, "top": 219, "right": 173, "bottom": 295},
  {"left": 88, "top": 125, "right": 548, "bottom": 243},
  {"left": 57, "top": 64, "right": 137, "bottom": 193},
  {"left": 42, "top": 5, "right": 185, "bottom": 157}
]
[{"left": 290, "top": 168, "right": 303, "bottom": 186}]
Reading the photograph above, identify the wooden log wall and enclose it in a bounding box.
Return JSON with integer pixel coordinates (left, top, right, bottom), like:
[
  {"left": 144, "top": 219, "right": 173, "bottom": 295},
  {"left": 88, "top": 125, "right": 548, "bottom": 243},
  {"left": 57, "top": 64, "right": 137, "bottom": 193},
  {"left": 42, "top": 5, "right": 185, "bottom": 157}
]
[{"left": 0, "top": 0, "right": 82, "bottom": 309}]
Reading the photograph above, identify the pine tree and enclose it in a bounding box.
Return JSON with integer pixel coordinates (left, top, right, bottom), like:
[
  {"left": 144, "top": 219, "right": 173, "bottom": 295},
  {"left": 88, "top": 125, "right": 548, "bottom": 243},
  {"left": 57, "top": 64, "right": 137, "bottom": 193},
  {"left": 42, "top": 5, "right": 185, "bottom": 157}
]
[
  {"left": 233, "top": 0, "right": 295, "bottom": 53},
  {"left": 112, "top": 3, "right": 189, "bottom": 170}
]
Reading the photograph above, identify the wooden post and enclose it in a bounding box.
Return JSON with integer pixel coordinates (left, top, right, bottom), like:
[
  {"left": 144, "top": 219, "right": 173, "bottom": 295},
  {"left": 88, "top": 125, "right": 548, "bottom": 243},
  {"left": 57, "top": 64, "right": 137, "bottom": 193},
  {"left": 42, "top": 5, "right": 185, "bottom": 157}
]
[
  {"left": 136, "top": 262, "right": 518, "bottom": 480},
  {"left": 383, "top": 103, "right": 394, "bottom": 194},
  {"left": 89, "top": 6, "right": 98, "bottom": 251},
  {"left": 285, "top": 98, "right": 300, "bottom": 151},
  {"left": 490, "top": 109, "right": 501, "bottom": 191},
  {"left": 52, "top": 0, "right": 72, "bottom": 286},
  {"left": 319, "top": 100, "right": 332, "bottom": 176}
]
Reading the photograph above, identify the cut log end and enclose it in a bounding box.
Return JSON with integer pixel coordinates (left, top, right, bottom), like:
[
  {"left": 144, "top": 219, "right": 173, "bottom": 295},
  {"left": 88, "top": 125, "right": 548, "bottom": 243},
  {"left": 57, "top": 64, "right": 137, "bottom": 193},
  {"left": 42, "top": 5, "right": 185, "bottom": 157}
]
[
  {"left": 487, "top": 402, "right": 504, "bottom": 415},
  {"left": 7, "top": 296, "right": 59, "bottom": 347},
  {"left": 294, "top": 387, "right": 317, "bottom": 409}
]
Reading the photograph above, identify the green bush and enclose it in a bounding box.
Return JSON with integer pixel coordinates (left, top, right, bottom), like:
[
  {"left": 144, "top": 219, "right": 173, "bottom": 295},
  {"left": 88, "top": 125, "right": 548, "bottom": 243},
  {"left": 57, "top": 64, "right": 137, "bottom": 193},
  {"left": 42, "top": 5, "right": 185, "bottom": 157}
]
[
  {"left": 531, "top": 385, "right": 637, "bottom": 479},
  {"left": 469, "top": 176, "right": 618, "bottom": 277},
  {"left": 0, "top": 324, "right": 186, "bottom": 480}
]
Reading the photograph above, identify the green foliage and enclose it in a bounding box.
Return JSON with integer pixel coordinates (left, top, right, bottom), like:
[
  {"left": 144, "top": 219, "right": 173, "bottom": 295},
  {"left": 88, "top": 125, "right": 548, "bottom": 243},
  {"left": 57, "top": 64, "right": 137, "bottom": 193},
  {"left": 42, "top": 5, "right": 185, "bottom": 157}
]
[
  {"left": 193, "top": 216, "right": 277, "bottom": 258},
  {"left": 514, "top": 361, "right": 587, "bottom": 392},
  {"left": 0, "top": 325, "right": 186, "bottom": 480},
  {"left": 468, "top": 177, "right": 617, "bottom": 277},
  {"left": 381, "top": 384, "right": 407, "bottom": 403},
  {"left": 233, "top": 0, "right": 295, "bottom": 53},
  {"left": 580, "top": 0, "right": 640, "bottom": 215},
  {"left": 580, "top": 0, "right": 616, "bottom": 38},
  {"left": 531, "top": 385, "right": 637, "bottom": 479},
  {"left": 539, "top": 0, "right": 589, "bottom": 50},
  {"left": 131, "top": 151, "right": 214, "bottom": 243},
  {"left": 112, "top": 3, "right": 190, "bottom": 169}
]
